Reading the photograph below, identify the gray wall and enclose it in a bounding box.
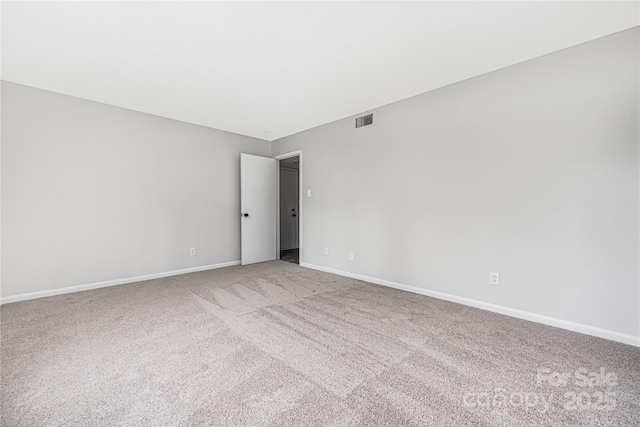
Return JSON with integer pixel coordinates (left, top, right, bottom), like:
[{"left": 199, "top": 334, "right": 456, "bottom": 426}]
[
  {"left": 272, "top": 28, "right": 640, "bottom": 336},
  {"left": 1, "top": 81, "right": 270, "bottom": 297}
]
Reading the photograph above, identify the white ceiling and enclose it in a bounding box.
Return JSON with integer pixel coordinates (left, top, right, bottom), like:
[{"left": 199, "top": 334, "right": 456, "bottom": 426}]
[{"left": 2, "top": 1, "right": 638, "bottom": 142}]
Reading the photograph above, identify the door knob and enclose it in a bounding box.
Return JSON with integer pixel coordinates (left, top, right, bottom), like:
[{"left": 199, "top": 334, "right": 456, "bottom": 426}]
[
  {"left": 243, "top": 213, "right": 249, "bottom": 217},
  {"left": 292, "top": 214, "right": 297, "bottom": 217}
]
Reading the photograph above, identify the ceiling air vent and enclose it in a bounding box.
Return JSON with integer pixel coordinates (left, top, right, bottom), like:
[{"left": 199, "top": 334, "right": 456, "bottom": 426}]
[{"left": 355, "top": 113, "right": 373, "bottom": 128}]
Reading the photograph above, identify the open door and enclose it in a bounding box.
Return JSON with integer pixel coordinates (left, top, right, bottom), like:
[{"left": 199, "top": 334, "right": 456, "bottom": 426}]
[{"left": 241, "top": 153, "right": 277, "bottom": 265}]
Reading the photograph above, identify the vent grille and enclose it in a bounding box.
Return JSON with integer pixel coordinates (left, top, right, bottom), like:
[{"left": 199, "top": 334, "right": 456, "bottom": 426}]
[{"left": 355, "top": 113, "right": 373, "bottom": 128}]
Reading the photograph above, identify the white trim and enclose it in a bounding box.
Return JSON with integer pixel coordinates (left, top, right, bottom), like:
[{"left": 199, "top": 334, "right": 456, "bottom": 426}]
[
  {"left": 0, "top": 261, "right": 241, "bottom": 305},
  {"left": 274, "top": 150, "right": 303, "bottom": 262},
  {"left": 300, "top": 262, "right": 640, "bottom": 348},
  {"left": 274, "top": 150, "right": 303, "bottom": 160}
]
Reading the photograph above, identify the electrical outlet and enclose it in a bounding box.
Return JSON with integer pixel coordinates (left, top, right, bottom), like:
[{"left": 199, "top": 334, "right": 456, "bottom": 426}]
[
  {"left": 489, "top": 272, "right": 500, "bottom": 286},
  {"left": 190, "top": 248, "right": 196, "bottom": 256},
  {"left": 348, "top": 252, "right": 354, "bottom": 261},
  {"left": 323, "top": 247, "right": 329, "bottom": 256}
]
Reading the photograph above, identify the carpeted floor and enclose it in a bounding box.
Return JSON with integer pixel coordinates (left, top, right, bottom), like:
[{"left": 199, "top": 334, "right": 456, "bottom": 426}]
[{"left": 1, "top": 261, "right": 639, "bottom": 426}]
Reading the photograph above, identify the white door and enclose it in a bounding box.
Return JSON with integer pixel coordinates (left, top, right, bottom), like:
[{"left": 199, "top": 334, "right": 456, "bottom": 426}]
[
  {"left": 279, "top": 168, "right": 299, "bottom": 250},
  {"left": 241, "top": 153, "right": 277, "bottom": 265}
]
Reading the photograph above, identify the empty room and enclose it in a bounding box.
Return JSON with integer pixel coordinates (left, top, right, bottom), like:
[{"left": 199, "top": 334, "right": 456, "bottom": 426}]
[{"left": 1, "top": 1, "right": 639, "bottom": 426}]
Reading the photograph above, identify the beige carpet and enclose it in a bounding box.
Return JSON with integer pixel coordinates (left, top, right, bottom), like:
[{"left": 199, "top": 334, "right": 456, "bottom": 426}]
[{"left": 1, "top": 261, "right": 639, "bottom": 426}]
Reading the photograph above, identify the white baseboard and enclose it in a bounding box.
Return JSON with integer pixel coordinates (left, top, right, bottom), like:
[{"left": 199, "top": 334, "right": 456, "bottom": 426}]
[
  {"left": 300, "top": 262, "right": 640, "bottom": 348},
  {"left": 0, "top": 261, "right": 241, "bottom": 305}
]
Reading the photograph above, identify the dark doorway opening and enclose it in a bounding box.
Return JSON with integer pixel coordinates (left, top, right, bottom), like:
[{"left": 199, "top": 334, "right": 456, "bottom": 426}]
[
  {"left": 280, "top": 248, "right": 299, "bottom": 264},
  {"left": 279, "top": 156, "right": 299, "bottom": 264}
]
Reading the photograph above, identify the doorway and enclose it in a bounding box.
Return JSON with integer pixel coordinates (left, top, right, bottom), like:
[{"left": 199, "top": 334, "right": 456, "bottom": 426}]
[{"left": 278, "top": 156, "right": 299, "bottom": 264}]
